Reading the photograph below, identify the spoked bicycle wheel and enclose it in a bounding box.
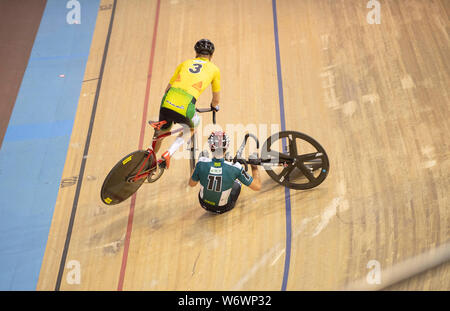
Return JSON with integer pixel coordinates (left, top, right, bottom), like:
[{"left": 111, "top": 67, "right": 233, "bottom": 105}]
[
  {"left": 101, "top": 150, "right": 156, "bottom": 205},
  {"left": 261, "top": 131, "right": 329, "bottom": 190}
]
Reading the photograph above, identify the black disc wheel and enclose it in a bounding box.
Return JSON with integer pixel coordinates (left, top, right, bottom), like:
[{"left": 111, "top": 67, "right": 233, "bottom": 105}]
[
  {"left": 101, "top": 150, "right": 156, "bottom": 205},
  {"left": 261, "top": 131, "right": 329, "bottom": 190}
]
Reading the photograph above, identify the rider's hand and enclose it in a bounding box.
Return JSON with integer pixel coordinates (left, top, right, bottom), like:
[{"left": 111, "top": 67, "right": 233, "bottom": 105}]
[
  {"left": 249, "top": 152, "right": 259, "bottom": 170},
  {"left": 249, "top": 152, "right": 259, "bottom": 160},
  {"left": 211, "top": 103, "right": 219, "bottom": 112}
]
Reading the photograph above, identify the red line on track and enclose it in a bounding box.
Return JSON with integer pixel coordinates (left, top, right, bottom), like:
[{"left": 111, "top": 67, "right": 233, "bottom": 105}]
[{"left": 117, "top": 0, "right": 161, "bottom": 291}]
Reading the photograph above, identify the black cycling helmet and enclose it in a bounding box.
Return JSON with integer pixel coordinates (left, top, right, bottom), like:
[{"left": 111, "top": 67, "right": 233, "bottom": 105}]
[{"left": 194, "top": 39, "right": 215, "bottom": 56}]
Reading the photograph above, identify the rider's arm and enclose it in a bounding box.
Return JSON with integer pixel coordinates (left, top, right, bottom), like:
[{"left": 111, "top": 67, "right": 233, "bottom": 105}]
[
  {"left": 248, "top": 165, "right": 261, "bottom": 191},
  {"left": 188, "top": 177, "right": 198, "bottom": 187},
  {"left": 236, "top": 162, "right": 261, "bottom": 191},
  {"left": 211, "top": 91, "right": 220, "bottom": 109},
  {"left": 211, "top": 68, "right": 221, "bottom": 109},
  {"left": 189, "top": 163, "right": 200, "bottom": 187}
]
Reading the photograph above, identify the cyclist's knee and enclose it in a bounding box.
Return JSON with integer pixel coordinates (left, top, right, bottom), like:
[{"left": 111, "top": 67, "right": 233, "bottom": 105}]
[
  {"left": 230, "top": 181, "right": 242, "bottom": 202},
  {"left": 191, "top": 112, "right": 200, "bottom": 128}
]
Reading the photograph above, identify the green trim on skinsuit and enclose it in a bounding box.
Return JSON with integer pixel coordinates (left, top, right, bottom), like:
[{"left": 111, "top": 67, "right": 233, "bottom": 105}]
[
  {"left": 160, "top": 92, "right": 168, "bottom": 109},
  {"left": 186, "top": 101, "right": 196, "bottom": 120}
]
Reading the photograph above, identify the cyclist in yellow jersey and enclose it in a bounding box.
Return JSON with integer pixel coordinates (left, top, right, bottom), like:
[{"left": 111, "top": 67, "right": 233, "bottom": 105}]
[{"left": 153, "top": 39, "right": 220, "bottom": 169}]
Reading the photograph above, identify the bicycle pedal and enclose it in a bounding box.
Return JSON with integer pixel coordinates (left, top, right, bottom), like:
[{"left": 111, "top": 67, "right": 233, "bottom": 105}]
[{"left": 158, "top": 159, "right": 168, "bottom": 169}]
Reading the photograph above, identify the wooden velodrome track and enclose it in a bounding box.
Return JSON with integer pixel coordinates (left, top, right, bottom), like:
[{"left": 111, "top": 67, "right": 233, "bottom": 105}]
[{"left": 36, "top": 0, "right": 449, "bottom": 290}]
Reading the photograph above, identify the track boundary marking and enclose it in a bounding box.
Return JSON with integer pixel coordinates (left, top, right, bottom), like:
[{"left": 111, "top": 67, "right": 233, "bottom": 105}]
[
  {"left": 117, "top": 0, "right": 161, "bottom": 291},
  {"left": 55, "top": 0, "right": 118, "bottom": 291},
  {"left": 271, "top": 0, "right": 292, "bottom": 291}
]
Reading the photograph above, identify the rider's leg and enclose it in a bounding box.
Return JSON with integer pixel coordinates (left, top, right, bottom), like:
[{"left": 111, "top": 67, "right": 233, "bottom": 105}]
[
  {"left": 157, "top": 88, "right": 197, "bottom": 163},
  {"left": 225, "top": 180, "right": 242, "bottom": 212},
  {"left": 152, "top": 128, "right": 170, "bottom": 154},
  {"left": 159, "top": 127, "right": 195, "bottom": 169},
  {"left": 152, "top": 107, "right": 175, "bottom": 153},
  {"left": 198, "top": 181, "right": 242, "bottom": 214},
  {"left": 168, "top": 127, "right": 194, "bottom": 156},
  {"left": 159, "top": 111, "right": 199, "bottom": 169}
]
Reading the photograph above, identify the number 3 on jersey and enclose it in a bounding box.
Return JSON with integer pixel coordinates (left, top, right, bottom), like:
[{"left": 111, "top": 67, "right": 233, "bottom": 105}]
[
  {"left": 207, "top": 175, "right": 222, "bottom": 192},
  {"left": 189, "top": 63, "right": 203, "bottom": 74}
]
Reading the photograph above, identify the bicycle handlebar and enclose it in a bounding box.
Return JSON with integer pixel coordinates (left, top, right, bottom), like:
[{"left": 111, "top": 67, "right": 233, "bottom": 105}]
[
  {"left": 232, "top": 133, "right": 261, "bottom": 171},
  {"left": 195, "top": 107, "right": 216, "bottom": 124}
]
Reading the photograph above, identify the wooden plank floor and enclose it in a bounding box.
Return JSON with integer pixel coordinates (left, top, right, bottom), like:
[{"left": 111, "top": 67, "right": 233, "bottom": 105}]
[{"left": 38, "top": 0, "right": 449, "bottom": 290}]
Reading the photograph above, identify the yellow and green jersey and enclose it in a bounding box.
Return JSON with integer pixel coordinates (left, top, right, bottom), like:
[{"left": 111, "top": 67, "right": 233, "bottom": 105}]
[{"left": 169, "top": 57, "right": 221, "bottom": 99}]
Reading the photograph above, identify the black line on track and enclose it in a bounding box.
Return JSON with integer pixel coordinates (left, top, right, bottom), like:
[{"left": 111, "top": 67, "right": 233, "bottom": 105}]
[{"left": 55, "top": 0, "right": 117, "bottom": 291}]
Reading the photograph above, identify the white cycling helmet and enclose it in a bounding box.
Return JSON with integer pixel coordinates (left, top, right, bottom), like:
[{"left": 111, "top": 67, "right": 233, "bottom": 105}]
[{"left": 207, "top": 131, "right": 230, "bottom": 152}]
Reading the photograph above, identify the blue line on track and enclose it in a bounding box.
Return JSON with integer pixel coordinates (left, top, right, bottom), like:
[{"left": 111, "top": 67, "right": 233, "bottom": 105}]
[
  {"left": 272, "top": 0, "right": 292, "bottom": 291},
  {"left": 0, "top": 0, "right": 99, "bottom": 290},
  {"left": 3, "top": 120, "right": 74, "bottom": 142}
]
